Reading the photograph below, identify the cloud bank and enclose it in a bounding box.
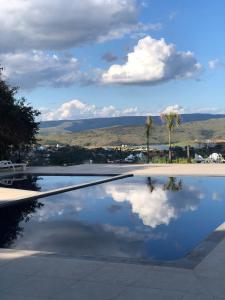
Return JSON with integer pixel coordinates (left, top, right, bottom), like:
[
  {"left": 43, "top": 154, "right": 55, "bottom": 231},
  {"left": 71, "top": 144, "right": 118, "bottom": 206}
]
[
  {"left": 162, "top": 104, "right": 184, "bottom": 114},
  {"left": 102, "top": 36, "right": 202, "bottom": 85},
  {"left": 41, "top": 101, "right": 225, "bottom": 121},
  {"left": 0, "top": 0, "right": 141, "bottom": 52},
  {"left": 41, "top": 99, "right": 139, "bottom": 120},
  {"left": 0, "top": 51, "right": 85, "bottom": 89}
]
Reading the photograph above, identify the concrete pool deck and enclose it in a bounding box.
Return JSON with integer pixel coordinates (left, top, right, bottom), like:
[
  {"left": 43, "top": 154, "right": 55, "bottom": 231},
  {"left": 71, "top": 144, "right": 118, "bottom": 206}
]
[
  {"left": 1, "top": 237, "right": 225, "bottom": 299},
  {"left": 1, "top": 163, "right": 225, "bottom": 299},
  {"left": 26, "top": 162, "right": 225, "bottom": 176}
]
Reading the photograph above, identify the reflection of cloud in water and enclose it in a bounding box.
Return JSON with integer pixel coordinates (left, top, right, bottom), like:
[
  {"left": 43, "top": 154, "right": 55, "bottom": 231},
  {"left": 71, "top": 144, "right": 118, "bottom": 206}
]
[
  {"left": 103, "top": 224, "right": 167, "bottom": 241},
  {"left": 7, "top": 177, "right": 212, "bottom": 259},
  {"left": 104, "top": 179, "right": 204, "bottom": 228},
  {"left": 14, "top": 221, "right": 151, "bottom": 259},
  {"left": 36, "top": 197, "right": 84, "bottom": 221},
  {"left": 32, "top": 177, "right": 204, "bottom": 229},
  {"left": 33, "top": 187, "right": 105, "bottom": 221}
]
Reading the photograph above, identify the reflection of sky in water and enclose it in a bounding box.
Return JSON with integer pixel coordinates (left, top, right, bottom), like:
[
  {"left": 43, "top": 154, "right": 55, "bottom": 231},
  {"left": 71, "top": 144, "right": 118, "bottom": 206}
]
[
  {"left": 2, "top": 176, "right": 225, "bottom": 261},
  {"left": 0, "top": 175, "right": 106, "bottom": 191},
  {"left": 35, "top": 175, "right": 107, "bottom": 191}
]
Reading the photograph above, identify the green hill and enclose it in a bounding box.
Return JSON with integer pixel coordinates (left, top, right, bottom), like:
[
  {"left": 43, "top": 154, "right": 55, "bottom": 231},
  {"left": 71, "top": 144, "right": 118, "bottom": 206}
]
[
  {"left": 38, "top": 117, "right": 225, "bottom": 147},
  {"left": 40, "top": 114, "right": 225, "bottom": 134}
]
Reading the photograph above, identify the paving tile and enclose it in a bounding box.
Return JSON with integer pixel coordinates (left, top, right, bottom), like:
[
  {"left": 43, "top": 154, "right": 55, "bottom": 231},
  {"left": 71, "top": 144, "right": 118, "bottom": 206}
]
[
  {"left": 0, "top": 249, "right": 38, "bottom": 267},
  {"left": 0, "top": 293, "right": 45, "bottom": 300},
  {"left": 196, "top": 255, "right": 225, "bottom": 271},
  {"left": 0, "top": 273, "right": 28, "bottom": 292},
  {"left": 6, "top": 276, "right": 75, "bottom": 299},
  {"left": 85, "top": 262, "right": 149, "bottom": 286},
  {"left": 151, "top": 265, "right": 192, "bottom": 275},
  {"left": 34, "top": 257, "right": 104, "bottom": 280},
  {"left": 133, "top": 269, "right": 198, "bottom": 292},
  {"left": 53, "top": 281, "right": 125, "bottom": 300},
  {"left": 195, "top": 262, "right": 225, "bottom": 280},
  {"left": 0, "top": 258, "right": 11, "bottom": 267},
  {"left": 181, "top": 293, "right": 214, "bottom": 300},
  {"left": 113, "top": 287, "right": 184, "bottom": 300},
  {"left": 1, "top": 256, "right": 48, "bottom": 276},
  {"left": 194, "top": 277, "right": 225, "bottom": 299}
]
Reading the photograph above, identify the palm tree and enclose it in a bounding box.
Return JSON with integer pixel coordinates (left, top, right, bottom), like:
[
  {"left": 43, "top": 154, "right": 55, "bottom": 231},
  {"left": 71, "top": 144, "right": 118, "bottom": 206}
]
[
  {"left": 163, "top": 177, "right": 182, "bottom": 191},
  {"left": 146, "top": 177, "right": 155, "bottom": 192},
  {"left": 145, "top": 116, "right": 153, "bottom": 163},
  {"left": 160, "top": 112, "right": 181, "bottom": 163}
]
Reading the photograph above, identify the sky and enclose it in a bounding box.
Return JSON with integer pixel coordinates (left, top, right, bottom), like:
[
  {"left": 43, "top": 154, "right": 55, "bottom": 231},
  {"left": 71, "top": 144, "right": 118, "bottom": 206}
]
[{"left": 0, "top": 0, "right": 225, "bottom": 120}]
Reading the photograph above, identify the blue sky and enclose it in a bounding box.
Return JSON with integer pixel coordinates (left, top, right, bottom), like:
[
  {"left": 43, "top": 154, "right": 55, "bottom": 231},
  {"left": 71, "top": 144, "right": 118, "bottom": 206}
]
[{"left": 0, "top": 0, "right": 224, "bottom": 119}]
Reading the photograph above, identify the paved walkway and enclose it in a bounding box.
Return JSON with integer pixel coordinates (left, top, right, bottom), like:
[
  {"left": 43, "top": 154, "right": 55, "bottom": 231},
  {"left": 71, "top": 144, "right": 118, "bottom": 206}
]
[
  {"left": 27, "top": 163, "right": 225, "bottom": 176},
  {"left": 0, "top": 187, "right": 40, "bottom": 202},
  {"left": 0, "top": 236, "right": 225, "bottom": 300}
]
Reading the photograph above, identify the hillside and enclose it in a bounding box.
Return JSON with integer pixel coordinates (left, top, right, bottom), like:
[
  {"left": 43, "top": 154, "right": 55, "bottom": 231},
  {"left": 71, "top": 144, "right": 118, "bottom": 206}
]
[
  {"left": 40, "top": 114, "right": 225, "bottom": 135},
  {"left": 38, "top": 117, "right": 225, "bottom": 147}
]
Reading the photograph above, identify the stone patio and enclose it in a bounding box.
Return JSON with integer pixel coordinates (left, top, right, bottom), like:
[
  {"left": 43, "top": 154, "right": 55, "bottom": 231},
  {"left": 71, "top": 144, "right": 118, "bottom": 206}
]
[{"left": 1, "top": 236, "right": 225, "bottom": 299}]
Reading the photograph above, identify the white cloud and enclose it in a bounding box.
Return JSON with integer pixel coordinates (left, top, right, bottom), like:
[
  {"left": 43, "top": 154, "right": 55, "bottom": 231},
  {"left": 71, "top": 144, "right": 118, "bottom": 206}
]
[
  {"left": 161, "top": 105, "right": 225, "bottom": 115},
  {"left": 41, "top": 100, "right": 225, "bottom": 121},
  {"left": 162, "top": 105, "right": 184, "bottom": 114},
  {"left": 169, "top": 11, "right": 178, "bottom": 20},
  {"left": 208, "top": 59, "right": 225, "bottom": 70},
  {"left": 41, "top": 99, "right": 139, "bottom": 120},
  {"left": 105, "top": 180, "right": 203, "bottom": 228},
  {"left": 0, "top": 0, "right": 160, "bottom": 53},
  {"left": 0, "top": 1, "right": 163, "bottom": 89},
  {"left": 0, "top": 51, "right": 86, "bottom": 89},
  {"left": 102, "top": 36, "right": 202, "bottom": 85},
  {"left": 208, "top": 59, "right": 218, "bottom": 69},
  {"left": 176, "top": 106, "right": 225, "bottom": 115}
]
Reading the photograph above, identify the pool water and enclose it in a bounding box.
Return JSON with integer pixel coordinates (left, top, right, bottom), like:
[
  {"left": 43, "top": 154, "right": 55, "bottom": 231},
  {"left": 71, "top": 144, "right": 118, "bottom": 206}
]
[
  {"left": 1, "top": 176, "right": 225, "bottom": 261},
  {"left": 0, "top": 175, "right": 106, "bottom": 191}
]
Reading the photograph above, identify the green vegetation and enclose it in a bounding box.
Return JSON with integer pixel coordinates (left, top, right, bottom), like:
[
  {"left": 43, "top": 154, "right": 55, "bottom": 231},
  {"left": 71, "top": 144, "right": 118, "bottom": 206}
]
[
  {"left": 160, "top": 111, "right": 181, "bottom": 163},
  {"left": 145, "top": 116, "right": 153, "bottom": 163},
  {"left": 38, "top": 117, "right": 225, "bottom": 148},
  {"left": 49, "top": 146, "right": 91, "bottom": 165},
  {"left": 31, "top": 145, "right": 138, "bottom": 166},
  {"left": 0, "top": 70, "right": 40, "bottom": 160}
]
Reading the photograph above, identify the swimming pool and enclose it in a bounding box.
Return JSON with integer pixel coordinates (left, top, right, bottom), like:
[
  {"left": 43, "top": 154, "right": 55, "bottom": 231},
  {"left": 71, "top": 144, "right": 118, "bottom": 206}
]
[{"left": 1, "top": 175, "right": 225, "bottom": 262}]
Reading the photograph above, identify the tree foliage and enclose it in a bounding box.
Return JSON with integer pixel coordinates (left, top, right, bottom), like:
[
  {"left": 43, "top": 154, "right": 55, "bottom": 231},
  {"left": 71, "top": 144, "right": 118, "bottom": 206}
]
[
  {"left": 145, "top": 116, "right": 153, "bottom": 163},
  {"left": 49, "top": 146, "right": 91, "bottom": 165},
  {"left": 0, "top": 70, "right": 40, "bottom": 159},
  {"left": 160, "top": 112, "right": 181, "bottom": 162}
]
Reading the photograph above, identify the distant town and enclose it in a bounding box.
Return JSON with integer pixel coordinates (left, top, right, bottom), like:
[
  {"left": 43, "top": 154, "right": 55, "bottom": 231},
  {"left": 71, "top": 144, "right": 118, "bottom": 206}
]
[{"left": 16, "top": 139, "right": 225, "bottom": 166}]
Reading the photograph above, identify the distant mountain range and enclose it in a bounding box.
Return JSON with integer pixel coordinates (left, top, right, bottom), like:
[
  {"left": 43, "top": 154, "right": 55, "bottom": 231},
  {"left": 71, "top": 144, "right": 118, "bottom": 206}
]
[
  {"left": 40, "top": 114, "right": 225, "bottom": 133},
  {"left": 39, "top": 114, "right": 225, "bottom": 147}
]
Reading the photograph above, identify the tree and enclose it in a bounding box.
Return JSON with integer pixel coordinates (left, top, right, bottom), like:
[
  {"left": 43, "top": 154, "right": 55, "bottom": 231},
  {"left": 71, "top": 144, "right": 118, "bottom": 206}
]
[
  {"left": 0, "top": 69, "right": 40, "bottom": 160},
  {"left": 160, "top": 111, "right": 181, "bottom": 163},
  {"left": 145, "top": 116, "right": 153, "bottom": 163},
  {"left": 163, "top": 177, "right": 182, "bottom": 191},
  {"left": 0, "top": 199, "right": 43, "bottom": 248},
  {"left": 49, "top": 145, "right": 91, "bottom": 165}
]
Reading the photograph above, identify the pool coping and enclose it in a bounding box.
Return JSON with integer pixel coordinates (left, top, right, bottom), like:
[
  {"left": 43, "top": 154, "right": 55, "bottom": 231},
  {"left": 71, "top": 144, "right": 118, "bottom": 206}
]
[
  {"left": 0, "top": 172, "right": 225, "bottom": 270},
  {"left": 0, "top": 173, "right": 133, "bottom": 208}
]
